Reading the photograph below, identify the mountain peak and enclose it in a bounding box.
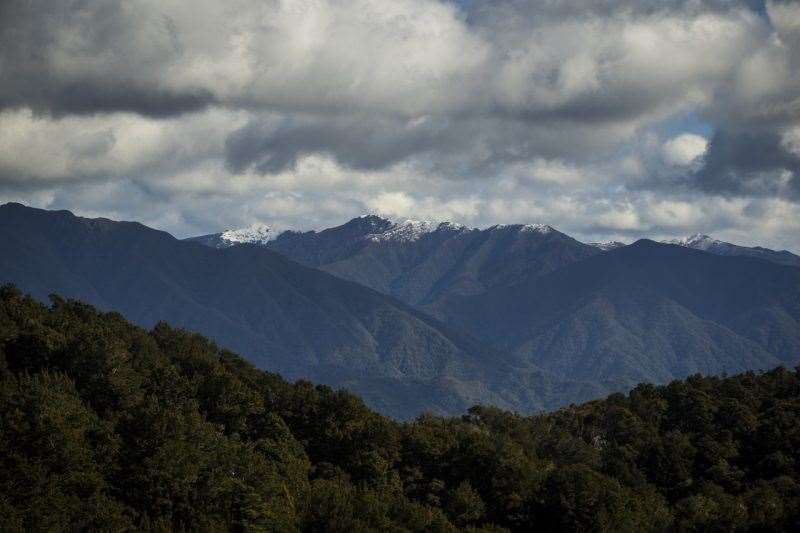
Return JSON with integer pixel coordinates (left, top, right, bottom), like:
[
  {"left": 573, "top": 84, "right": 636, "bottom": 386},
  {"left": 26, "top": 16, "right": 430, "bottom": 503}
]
[
  {"left": 489, "top": 223, "right": 554, "bottom": 235},
  {"left": 437, "top": 221, "right": 468, "bottom": 232},
  {"left": 521, "top": 223, "right": 554, "bottom": 234},
  {"left": 660, "top": 233, "right": 800, "bottom": 266},
  {"left": 219, "top": 223, "right": 275, "bottom": 246},
  {"left": 666, "top": 234, "right": 717, "bottom": 250},
  {"left": 333, "top": 214, "right": 395, "bottom": 238},
  {"left": 589, "top": 241, "right": 626, "bottom": 251},
  {"left": 1, "top": 202, "right": 73, "bottom": 218},
  {"left": 365, "top": 219, "right": 436, "bottom": 243},
  {"left": 356, "top": 213, "right": 393, "bottom": 225}
]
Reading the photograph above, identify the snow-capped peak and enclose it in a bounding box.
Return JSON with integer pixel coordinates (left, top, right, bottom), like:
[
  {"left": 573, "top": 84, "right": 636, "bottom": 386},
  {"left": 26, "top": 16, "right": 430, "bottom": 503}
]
[
  {"left": 366, "top": 219, "right": 436, "bottom": 242},
  {"left": 520, "top": 223, "right": 553, "bottom": 234},
  {"left": 220, "top": 223, "right": 275, "bottom": 245},
  {"left": 489, "top": 223, "right": 554, "bottom": 234},
  {"left": 665, "top": 234, "right": 717, "bottom": 251},
  {"left": 437, "top": 221, "right": 467, "bottom": 232},
  {"left": 356, "top": 213, "right": 391, "bottom": 224},
  {"left": 590, "top": 241, "right": 626, "bottom": 251}
]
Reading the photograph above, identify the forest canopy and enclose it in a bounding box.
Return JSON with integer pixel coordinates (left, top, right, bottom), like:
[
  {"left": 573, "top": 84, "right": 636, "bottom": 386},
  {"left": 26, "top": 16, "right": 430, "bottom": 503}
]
[{"left": 1, "top": 284, "right": 798, "bottom": 531}]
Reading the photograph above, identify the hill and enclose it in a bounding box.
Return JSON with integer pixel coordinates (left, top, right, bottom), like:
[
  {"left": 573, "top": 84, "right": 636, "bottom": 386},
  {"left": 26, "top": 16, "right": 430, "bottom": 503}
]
[{"left": 1, "top": 288, "right": 799, "bottom": 531}]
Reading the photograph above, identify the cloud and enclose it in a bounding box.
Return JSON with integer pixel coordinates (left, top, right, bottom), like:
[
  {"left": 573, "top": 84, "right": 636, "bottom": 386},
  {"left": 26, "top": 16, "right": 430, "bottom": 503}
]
[
  {"left": 0, "top": 0, "right": 799, "bottom": 252},
  {"left": 694, "top": 128, "right": 800, "bottom": 198},
  {"left": 662, "top": 133, "right": 708, "bottom": 166},
  {"left": 223, "top": 114, "right": 461, "bottom": 174},
  {"left": 0, "top": 107, "right": 244, "bottom": 185},
  {"left": 0, "top": 0, "right": 217, "bottom": 117}
]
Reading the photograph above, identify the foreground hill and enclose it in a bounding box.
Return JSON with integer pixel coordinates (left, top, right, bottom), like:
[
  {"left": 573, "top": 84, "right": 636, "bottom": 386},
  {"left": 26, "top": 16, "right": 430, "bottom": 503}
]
[
  {"left": 1, "top": 288, "right": 799, "bottom": 531},
  {"left": 0, "top": 202, "right": 600, "bottom": 418},
  {"left": 436, "top": 240, "right": 800, "bottom": 389}
]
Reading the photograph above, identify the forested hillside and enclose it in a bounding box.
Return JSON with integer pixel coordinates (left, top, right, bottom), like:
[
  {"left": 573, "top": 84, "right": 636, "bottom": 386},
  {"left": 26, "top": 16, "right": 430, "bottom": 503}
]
[{"left": 2, "top": 286, "right": 799, "bottom": 531}]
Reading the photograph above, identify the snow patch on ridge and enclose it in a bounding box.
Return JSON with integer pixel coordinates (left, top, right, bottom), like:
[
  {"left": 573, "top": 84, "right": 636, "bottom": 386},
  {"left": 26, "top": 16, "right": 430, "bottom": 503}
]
[
  {"left": 490, "top": 223, "right": 554, "bottom": 234},
  {"left": 520, "top": 223, "right": 554, "bottom": 234},
  {"left": 664, "top": 234, "right": 718, "bottom": 251},
  {"left": 366, "top": 219, "right": 436, "bottom": 242},
  {"left": 220, "top": 223, "right": 275, "bottom": 245},
  {"left": 590, "top": 241, "right": 626, "bottom": 251},
  {"left": 362, "top": 219, "right": 472, "bottom": 243}
]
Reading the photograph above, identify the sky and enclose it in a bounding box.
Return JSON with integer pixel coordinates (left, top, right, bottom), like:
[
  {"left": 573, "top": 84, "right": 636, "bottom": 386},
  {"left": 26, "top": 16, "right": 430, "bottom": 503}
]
[{"left": 1, "top": 0, "right": 799, "bottom": 251}]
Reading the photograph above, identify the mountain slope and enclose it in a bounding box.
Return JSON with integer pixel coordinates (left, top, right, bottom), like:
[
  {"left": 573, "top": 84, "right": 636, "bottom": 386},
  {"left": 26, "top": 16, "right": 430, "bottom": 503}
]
[
  {"left": 0, "top": 202, "right": 598, "bottom": 417},
  {"left": 188, "top": 223, "right": 276, "bottom": 248},
  {"left": 435, "top": 240, "right": 800, "bottom": 388},
  {"left": 192, "top": 216, "right": 800, "bottom": 396},
  {"left": 190, "top": 215, "right": 601, "bottom": 309},
  {"left": 665, "top": 233, "right": 800, "bottom": 267}
]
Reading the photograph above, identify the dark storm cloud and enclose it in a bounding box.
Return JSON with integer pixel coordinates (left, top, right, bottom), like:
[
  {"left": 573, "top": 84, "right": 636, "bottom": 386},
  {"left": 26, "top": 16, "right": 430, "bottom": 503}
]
[
  {"left": 695, "top": 129, "right": 800, "bottom": 198},
  {"left": 0, "top": 82, "right": 215, "bottom": 119},
  {"left": 0, "top": 0, "right": 214, "bottom": 117},
  {"left": 463, "top": 0, "right": 767, "bottom": 23},
  {"left": 224, "top": 116, "right": 455, "bottom": 174},
  {"left": 223, "top": 112, "right": 638, "bottom": 176},
  {"left": 225, "top": 115, "right": 512, "bottom": 175}
]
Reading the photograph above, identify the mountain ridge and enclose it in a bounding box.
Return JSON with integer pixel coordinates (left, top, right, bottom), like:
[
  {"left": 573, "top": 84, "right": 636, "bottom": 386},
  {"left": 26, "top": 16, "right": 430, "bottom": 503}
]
[
  {"left": 188, "top": 216, "right": 800, "bottom": 269},
  {"left": 0, "top": 202, "right": 603, "bottom": 418},
  {"left": 432, "top": 238, "right": 800, "bottom": 388},
  {"left": 663, "top": 233, "right": 800, "bottom": 267},
  {"left": 229, "top": 215, "right": 601, "bottom": 309},
  {"left": 4, "top": 203, "right": 800, "bottom": 419}
]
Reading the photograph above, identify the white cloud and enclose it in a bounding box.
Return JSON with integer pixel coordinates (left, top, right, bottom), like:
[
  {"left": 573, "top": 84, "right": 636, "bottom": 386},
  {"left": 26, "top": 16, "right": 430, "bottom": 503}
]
[
  {"left": 0, "top": 107, "right": 245, "bottom": 183},
  {"left": 662, "top": 133, "right": 708, "bottom": 166},
  {"left": 365, "top": 191, "right": 417, "bottom": 218},
  {"left": 782, "top": 126, "right": 800, "bottom": 157}
]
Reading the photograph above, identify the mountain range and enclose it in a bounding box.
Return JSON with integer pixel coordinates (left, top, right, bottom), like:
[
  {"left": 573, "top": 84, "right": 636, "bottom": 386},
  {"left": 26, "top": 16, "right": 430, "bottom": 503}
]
[
  {"left": 189, "top": 215, "right": 800, "bottom": 394},
  {"left": 0, "top": 203, "right": 605, "bottom": 418},
  {"left": 2, "top": 202, "right": 799, "bottom": 418},
  {"left": 188, "top": 215, "right": 602, "bottom": 310},
  {"left": 190, "top": 216, "right": 800, "bottom": 302}
]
